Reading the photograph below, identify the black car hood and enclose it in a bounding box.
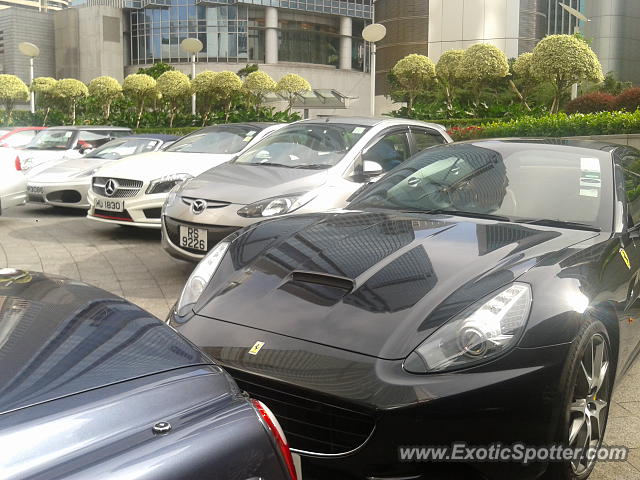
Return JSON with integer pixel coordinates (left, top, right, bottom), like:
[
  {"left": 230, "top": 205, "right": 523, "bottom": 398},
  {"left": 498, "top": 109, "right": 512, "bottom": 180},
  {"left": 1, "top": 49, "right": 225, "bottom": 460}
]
[
  {"left": 182, "top": 162, "right": 328, "bottom": 205},
  {"left": 0, "top": 270, "right": 211, "bottom": 415},
  {"left": 195, "top": 211, "right": 600, "bottom": 360}
]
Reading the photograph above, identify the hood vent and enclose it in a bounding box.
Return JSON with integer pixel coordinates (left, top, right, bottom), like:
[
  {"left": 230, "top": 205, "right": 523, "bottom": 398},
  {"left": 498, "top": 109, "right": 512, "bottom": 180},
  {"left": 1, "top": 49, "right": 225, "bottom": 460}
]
[{"left": 290, "top": 271, "right": 354, "bottom": 292}]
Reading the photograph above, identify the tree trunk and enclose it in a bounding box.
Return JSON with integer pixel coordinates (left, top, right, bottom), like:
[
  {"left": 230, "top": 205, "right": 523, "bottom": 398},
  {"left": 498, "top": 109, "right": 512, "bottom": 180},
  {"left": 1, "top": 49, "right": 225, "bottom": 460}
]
[
  {"left": 71, "top": 103, "right": 76, "bottom": 125},
  {"left": 43, "top": 107, "right": 50, "bottom": 126},
  {"left": 508, "top": 79, "right": 531, "bottom": 112},
  {"left": 136, "top": 99, "right": 145, "bottom": 129},
  {"left": 444, "top": 84, "right": 453, "bottom": 110},
  {"left": 105, "top": 102, "right": 111, "bottom": 119},
  {"left": 169, "top": 108, "right": 175, "bottom": 128}
]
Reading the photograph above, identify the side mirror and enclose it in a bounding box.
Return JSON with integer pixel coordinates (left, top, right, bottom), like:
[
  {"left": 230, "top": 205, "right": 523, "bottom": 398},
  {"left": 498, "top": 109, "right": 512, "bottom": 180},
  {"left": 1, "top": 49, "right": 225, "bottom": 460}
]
[{"left": 363, "top": 160, "right": 383, "bottom": 176}]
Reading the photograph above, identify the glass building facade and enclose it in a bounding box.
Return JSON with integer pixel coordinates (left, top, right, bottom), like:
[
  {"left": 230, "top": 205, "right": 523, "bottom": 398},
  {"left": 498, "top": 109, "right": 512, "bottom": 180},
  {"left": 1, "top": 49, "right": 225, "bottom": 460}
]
[{"left": 128, "top": 0, "right": 371, "bottom": 70}]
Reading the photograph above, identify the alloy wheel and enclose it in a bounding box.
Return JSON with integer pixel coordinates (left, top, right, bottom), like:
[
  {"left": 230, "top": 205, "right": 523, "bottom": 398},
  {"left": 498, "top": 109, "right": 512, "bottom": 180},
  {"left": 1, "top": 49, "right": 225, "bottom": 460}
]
[{"left": 567, "top": 333, "right": 611, "bottom": 476}]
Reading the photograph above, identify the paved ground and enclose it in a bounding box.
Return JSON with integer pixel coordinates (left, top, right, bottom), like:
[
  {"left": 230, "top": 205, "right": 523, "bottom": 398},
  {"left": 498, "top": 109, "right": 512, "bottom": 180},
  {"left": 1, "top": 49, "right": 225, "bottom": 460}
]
[{"left": 1, "top": 204, "right": 640, "bottom": 479}]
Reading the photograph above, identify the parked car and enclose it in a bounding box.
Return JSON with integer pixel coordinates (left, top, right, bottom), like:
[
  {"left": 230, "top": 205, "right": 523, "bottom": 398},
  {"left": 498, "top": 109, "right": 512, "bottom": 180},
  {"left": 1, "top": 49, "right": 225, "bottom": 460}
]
[
  {"left": 26, "top": 134, "right": 178, "bottom": 209},
  {"left": 8, "top": 126, "right": 133, "bottom": 173},
  {"left": 168, "top": 139, "right": 640, "bottom": 479},
  {"left": 87, "top": 123, "right": 285, "bottom": 229},
  {"left": 0, "top": 268, "right": 297, "bottom": 480},
  {"left": 0, "top": 154, "right": 26, "bottom": 215},
  {"left": 0, "top": 127, "right": 44, "bottom": 148},
  {"left": 161, "top": 117, "right": 452, "bottom": 261}
]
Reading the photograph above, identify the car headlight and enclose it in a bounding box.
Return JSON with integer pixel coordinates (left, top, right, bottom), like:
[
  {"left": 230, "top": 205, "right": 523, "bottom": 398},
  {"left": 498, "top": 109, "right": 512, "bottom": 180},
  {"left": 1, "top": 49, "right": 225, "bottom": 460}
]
[
  {"left": 162, "top": 184, "right": 182, "bottom": 216},
  {"left": 237, "top": 192, "right": 317, "bottom": 218},
  {"left": 404, "top": 283, "right": 532, "bottom": 374},
  {"left": 176, "top": 241, "right": 230, "bottom": 316},
  {"left": 146, "top": 173, "right": 192, "bottom": 195}
]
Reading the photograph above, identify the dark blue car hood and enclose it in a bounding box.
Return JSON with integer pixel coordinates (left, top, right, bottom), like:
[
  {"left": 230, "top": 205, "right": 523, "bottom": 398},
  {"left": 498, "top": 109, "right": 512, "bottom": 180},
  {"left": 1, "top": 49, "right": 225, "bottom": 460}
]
[{"left": 0, "top": 270, "right": 212, "bottom": 415}]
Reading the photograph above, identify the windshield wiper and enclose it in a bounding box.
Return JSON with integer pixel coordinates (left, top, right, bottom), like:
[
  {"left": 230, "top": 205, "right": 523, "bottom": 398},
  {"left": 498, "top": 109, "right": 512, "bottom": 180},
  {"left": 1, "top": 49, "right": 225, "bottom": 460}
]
[
  {"left": 426, "top": 210, "right": 513, "bottom": 222},
  {"left": 291, "top": 164, "right": 331, "bottom": 170},
  {"left": 248, "top": 162, "right": 291, "bottom": 168},
  {"left": 515, "top": 219, "right": 601, "bottom": 232}
]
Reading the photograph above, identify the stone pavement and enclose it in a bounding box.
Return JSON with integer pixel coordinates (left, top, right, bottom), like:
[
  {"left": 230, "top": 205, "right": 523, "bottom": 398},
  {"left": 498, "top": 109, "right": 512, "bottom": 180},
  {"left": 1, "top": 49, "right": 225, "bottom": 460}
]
[{"left": 1, "top": 204, "right": 639, "bottom": 479}]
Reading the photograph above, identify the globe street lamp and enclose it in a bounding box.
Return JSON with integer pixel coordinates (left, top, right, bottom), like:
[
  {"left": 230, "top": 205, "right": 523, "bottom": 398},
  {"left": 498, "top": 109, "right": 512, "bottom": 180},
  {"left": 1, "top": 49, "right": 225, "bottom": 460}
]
[
  {"left": 558, "top": 2, "right": 591, "bottom": 99},
  {"left": 362, "top": 23, "right": 386, "bottom": 117},
  {"left": 181, "top": 38, "right": 204, "bottom": 116},
  {"left": 18, "top": 42, "right": 40, "bottom": 114}
]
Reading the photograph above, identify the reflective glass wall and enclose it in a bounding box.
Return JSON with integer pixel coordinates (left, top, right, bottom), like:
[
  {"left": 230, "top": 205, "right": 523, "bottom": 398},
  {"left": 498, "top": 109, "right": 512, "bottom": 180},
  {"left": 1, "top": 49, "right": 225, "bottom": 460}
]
[{"left": 129, "top": 1, "right": 371, "bottom": 70}]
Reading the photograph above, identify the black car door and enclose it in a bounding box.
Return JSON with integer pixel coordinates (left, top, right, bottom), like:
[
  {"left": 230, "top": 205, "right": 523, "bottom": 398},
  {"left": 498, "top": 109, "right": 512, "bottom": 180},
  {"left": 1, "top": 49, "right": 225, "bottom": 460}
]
[{"left": 614, "top": 149, "right": 640, "bottom": 373}]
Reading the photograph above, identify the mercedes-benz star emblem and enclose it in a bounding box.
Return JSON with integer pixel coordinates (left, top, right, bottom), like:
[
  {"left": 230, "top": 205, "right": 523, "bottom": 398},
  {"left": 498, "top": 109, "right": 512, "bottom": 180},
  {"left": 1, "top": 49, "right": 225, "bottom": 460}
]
[
  {"left": 191, "top": 199, "right": 207, "bottom": 215},
  {"left": 104, "top": 179, "right": 119, "bottom": 197}
]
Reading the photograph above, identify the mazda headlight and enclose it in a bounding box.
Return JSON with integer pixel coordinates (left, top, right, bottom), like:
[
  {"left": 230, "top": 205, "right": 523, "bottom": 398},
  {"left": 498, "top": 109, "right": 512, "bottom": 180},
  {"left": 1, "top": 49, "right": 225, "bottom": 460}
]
[
  {"left": 237, "top": 192, "right": 317, "bottom": 218},
  {"left": 176, "top": 241, "right": 230, "bottom": 316},
  {"left": 146, "top": 173, "right": 192, "bottom": 195},
  {"left": 404, "top": 283, "right": 532, "bottom": 373}
]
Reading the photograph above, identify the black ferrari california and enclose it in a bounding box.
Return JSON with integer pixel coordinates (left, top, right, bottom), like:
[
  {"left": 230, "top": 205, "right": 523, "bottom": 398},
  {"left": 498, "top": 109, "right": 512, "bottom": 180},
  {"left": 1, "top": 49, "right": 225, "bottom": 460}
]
[{"left": 169, "top": 139, "right": 640, "bottom": 480}]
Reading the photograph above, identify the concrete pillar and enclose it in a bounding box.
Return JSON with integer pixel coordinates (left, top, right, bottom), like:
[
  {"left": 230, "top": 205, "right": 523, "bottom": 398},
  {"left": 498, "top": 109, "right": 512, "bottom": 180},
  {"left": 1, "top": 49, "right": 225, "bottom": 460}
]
[
  {"left": 265, "top": 6, "right": 278, "bottom": 64},
  {"left": 339, "top": 16, "right": 352, "bottom": 70}
]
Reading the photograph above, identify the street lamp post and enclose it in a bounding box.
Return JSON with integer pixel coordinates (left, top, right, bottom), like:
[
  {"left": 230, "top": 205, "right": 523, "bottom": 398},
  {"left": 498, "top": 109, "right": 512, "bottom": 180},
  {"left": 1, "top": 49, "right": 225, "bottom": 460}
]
[
  {"left": 362, "top": 23, "right": 386, "bottom": 117},
  {"left": 180, "top": 38, "right": 204, "bottom": 116},
  {"left": 18, "top": 42, "right": 40, "bottom": 115},
  {"left": 558, "top": 2, "right": 591, "bottom": 99}
]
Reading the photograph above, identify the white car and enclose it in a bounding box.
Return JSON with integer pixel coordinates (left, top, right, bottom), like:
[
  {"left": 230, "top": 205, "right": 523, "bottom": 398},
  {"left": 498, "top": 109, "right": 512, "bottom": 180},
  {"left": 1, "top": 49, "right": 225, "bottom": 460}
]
[
  {"left": 7, "top": 126, "right": 133, "bottom": 175},
  {"left": 0, "top": 156, "right": 26, "bottom": 215},
  {"left": 87, "top": 123, "right": 285, "bottom": 228}
]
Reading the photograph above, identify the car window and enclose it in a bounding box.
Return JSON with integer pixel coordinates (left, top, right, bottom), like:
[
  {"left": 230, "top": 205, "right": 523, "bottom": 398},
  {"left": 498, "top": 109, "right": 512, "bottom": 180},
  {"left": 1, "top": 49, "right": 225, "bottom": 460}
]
[
  {"left": 77, "top": 131, "right": 113, "bottom": 149},
  {"left": 363, "top": 131, "right": 411, "bottom": 173},
  {"left": 111, "top": 130, "right": 132, "bottom": 138},
  {"left": 4, "top": 130, "right": 37, "bottom": 147},
  {"left": 86, "top": 138, "right": 160, "bottom": 159},
  {"left": 166, "top": 126, "right": 261, "bottom": 154},
  {"left": 234, "top": 124, "right": 371, "bottom": 169},
  {"left": 349, "top": 143, "right": 614, "bottom": 231},
  {"left": 24, "top": 130, "right": 75, "bottom": 150},
  {"left": 411, "top": 129, "right": 446, "bottom": 152},
  {"left": 621, "top": 154, "right": 640, "bottom": 226}
]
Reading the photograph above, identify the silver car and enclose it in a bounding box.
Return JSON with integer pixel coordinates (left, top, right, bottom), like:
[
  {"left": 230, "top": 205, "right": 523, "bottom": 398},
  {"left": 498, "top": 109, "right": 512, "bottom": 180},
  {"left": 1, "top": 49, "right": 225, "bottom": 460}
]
[
  {"left": 26, "top": 134, "right": 178, "bottom": 209},
  {"left": 162, "top": 117, "right": 452, "bottom": 261}
]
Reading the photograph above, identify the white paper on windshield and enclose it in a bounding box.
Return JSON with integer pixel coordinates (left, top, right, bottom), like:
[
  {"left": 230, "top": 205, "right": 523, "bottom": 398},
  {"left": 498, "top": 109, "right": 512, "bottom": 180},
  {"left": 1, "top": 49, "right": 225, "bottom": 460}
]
[
  {"left": 243, "top": 130, "right": 257, "bottom": 142},
  {"left": 353, "top": 127, "right": 365, "bottom": 134},
  {"left": 579, "top": 157, "right": 601, "bottom": 197}
]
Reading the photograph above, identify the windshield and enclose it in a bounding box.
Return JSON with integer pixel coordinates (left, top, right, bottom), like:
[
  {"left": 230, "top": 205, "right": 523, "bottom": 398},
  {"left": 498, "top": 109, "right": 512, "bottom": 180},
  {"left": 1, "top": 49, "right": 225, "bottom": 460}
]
[
  {"left": 25, "top": 129, "right": 75, "bottom": 150},
  {"left": 349, "top": 143, "right": 614, "bottom": 230},
  {"left": 86, "top": 137, "right": 160, "bottom": 159},
  {"left": 233, "top": 123, "right": 370, "bottom": 169},
  {"left": 165, "top": 126, "right": 262, "bottom": 154}
]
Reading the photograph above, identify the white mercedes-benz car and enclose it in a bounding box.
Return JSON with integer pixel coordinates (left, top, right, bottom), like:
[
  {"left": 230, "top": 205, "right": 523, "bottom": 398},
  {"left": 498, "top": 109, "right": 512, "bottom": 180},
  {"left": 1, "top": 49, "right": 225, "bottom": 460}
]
[
  {"left": 0, "top": 156, "right": 26, "bottom": 215},
  {"left": 87, "top": 123, "right": 285, "bottom": 228}
]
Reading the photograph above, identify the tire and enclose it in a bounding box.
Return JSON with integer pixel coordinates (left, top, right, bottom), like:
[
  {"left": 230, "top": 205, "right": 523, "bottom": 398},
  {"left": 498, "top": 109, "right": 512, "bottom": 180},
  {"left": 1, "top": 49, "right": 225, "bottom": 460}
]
[{"left": 543, "top": 319, "right": 613, "bottom": 479}]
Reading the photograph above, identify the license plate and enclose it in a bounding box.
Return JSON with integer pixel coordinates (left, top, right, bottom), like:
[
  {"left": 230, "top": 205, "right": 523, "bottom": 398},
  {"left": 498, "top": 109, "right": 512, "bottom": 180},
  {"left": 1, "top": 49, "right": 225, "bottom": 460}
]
[
  {"left": 28, "top": 185, "right": 43, "bottom": 195},
  {"left": 179, "top": 226, "right": 207, "bottom": 251},
  {"left": 95, "top": 198, "right": 124, "bottom": 212}
]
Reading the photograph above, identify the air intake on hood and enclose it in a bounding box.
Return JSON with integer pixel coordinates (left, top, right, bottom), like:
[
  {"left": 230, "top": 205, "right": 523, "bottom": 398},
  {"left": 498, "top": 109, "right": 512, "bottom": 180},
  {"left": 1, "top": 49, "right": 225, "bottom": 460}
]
[{"left": 290, "top": 271, "right": 354, "bottom": 292}]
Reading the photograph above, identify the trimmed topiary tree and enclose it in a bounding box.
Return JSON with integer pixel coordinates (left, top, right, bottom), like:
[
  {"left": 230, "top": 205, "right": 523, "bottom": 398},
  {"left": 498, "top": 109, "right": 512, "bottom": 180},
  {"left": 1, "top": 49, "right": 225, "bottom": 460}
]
[
  {"left": 192, "top": 71, "right": 218, "bottom": 125},
  {"left": 0, "top": 74, "right": 29, "bottom": 125},
  {"left": 31, "top": 77, "right": 58, "bottom": 125},
  {"left": 392, "top": 54, "right": 436, "bottom": 111},
  {"left": 156, "top": 70, "right": 191, "bottom": 127},
  {"left": 435, "top": 50, "right": 464, "bottom": 109},
  {"left": 276, "top": 73, "right": 312, "bottom": 112},
  {"left": 244, "top": 71, "right": 277, "bottom": 107},
  {"left": 211, "top": 71, "right": 244, "bottom": 122},
  {"left": 457, "top": 43, "right": 510, "bottom": 104},
  {"left": 123, "top": 73, "right": 157, "bottom": 128},
  {"left": 52, "top": 78, "right": 89, "bottom": 125},
  {"left": 88, "top": 76, "right": 122, "bottom": 119},
  {"left": 530, "top": 34, "right": 604, "bottom": 113}
]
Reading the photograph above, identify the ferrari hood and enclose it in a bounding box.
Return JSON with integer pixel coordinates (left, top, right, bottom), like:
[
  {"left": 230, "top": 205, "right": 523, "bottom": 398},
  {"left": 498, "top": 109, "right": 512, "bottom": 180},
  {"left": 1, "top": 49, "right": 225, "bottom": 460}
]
[
  {"left": 193, "top": 211, "right": 599, "bottom": 360},
  {"left": 0, "top": 270, "right": 211, "bottom": 415},
  {"left": 94, "top": 151, "right": 234, "bottom": 182},
  {"left": 181, "top": 163, "right": 329, "bottom": 205},
  {"left": 29, "top": 157, "right": 110, "bottom": 182}
]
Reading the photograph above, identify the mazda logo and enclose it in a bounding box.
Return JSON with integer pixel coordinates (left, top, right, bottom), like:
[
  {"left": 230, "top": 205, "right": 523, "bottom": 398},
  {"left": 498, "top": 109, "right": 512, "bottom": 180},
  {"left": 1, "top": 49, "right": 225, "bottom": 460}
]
[
  {"left": 191, "top": 199, "right": 207, "bottom": 215},
  {"left": 104, "top": 179, "right": 119, "bottom": 197}
]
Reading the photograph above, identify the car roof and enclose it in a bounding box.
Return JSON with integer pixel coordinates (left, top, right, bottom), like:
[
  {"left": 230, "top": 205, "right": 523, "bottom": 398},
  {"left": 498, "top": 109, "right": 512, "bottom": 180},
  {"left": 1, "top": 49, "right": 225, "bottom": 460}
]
[
  {"left": 44, "top": 126, "right": 132, "bottom": 131},
  {"left": 122, "top": 134, "right": 180, "bottom": 142},
  {"left": 457, "top": 138, "right": 629, "bottom": 153},
  {"left": 197, "top": 123, "right": 277, "bottom": 133},
  {"left": 295, "top": 116, "right": 447, "bottom": 130}
]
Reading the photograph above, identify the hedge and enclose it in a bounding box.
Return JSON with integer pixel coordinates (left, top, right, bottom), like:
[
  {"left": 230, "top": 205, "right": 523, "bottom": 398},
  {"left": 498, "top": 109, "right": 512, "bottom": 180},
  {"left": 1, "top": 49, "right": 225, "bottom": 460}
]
[{"left": 447, "top": 111, "right": 640, "bottom": 141}]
